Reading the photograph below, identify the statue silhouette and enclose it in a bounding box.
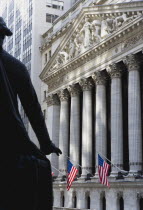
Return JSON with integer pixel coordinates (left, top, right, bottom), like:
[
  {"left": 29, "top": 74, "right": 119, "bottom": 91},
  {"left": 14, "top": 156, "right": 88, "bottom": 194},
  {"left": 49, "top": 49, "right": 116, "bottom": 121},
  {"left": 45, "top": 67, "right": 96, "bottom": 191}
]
[{"left": 0, "top": 17, "right": 62, "bottom": 210}]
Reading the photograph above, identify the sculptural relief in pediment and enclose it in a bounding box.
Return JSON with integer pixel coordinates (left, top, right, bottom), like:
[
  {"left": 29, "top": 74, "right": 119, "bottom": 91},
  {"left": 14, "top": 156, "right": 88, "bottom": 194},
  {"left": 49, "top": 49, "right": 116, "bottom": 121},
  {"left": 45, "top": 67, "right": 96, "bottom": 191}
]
[{"left": 49, "top": 11, "right": 142, "bottom": 73}]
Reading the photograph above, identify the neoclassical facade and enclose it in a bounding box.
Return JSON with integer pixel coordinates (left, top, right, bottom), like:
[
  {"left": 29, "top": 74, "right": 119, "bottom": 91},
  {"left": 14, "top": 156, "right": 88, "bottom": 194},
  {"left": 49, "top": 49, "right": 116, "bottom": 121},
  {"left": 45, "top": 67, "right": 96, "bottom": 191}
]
[{"left": 40, "top": 0, "right": 143, "bottom": 209}]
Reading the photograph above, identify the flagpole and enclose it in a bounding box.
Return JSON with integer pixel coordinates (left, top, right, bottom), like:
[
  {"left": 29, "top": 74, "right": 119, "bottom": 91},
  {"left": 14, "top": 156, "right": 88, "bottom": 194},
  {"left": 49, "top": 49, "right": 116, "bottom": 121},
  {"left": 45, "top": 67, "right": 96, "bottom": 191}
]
[
  {"left": 98, "top": 152, "right": 128, "bottom": 173},
  {"left": 65, "top": 155, "right": 93, "bottom": 175},
  {"left": 51, "top": 165, "right": 66, "bottom": 176}
]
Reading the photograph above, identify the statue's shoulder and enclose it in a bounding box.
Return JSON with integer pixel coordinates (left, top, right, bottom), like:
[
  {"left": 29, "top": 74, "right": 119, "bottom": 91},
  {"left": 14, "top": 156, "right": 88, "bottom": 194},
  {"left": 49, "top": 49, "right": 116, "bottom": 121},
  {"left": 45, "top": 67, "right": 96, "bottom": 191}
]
[{"left": 2, "top": 50, "right": 26, "bottom": 72}]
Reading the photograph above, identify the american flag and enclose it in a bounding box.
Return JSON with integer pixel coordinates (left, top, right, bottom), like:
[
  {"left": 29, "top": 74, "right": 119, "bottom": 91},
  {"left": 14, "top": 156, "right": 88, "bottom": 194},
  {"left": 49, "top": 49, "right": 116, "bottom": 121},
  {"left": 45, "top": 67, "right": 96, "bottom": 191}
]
[
  {"left": 98, "top": 154, "right": 110, "bottom": 188},
  {"left": 67, "top": 160, "right": 78, "bottom": 191}
]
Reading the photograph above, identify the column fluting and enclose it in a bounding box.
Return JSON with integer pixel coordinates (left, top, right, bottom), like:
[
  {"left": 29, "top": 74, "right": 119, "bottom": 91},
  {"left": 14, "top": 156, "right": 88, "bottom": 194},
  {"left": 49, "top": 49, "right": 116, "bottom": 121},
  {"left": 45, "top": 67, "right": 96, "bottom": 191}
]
[
  {"left": 124, "top": 54, "right": 142, "bottom": 174},
  {"left": 58, "top": 89, "right": 70, "bottom": 177},
  {"left": 92, "top": 71, "right": 107, "bottom": 175},
  {"left": 68, "top": 84, "right": 81, "bottom": 174},
  {"left": 107, "top": 63, "right": 123, "bottom": 175},
  {"left": 47, "top": 94, "right": 60, "bottom": 176},
  {"left": 79, "top": 78, "right": 93, "bottom": 177}
]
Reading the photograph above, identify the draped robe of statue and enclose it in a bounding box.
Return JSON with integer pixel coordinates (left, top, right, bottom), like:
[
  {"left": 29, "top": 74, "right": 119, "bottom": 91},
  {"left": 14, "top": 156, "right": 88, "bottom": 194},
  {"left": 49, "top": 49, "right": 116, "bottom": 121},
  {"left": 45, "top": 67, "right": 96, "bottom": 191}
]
[{"left": 0, "top": 47, "right": 53, "bottom": 210}]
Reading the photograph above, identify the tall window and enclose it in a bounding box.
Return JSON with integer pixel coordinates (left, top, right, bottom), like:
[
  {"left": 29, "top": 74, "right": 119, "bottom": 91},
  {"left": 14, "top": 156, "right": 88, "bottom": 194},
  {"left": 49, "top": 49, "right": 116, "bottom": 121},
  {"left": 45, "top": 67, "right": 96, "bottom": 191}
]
[
  {"left": 43, "top": 109, "right": 46, "bottom": 120},
  {"left": 44, "top": 90, "right": 47, "bottom": 100},
  {"left": 87, "top": 196, "right": 90, "bottom": 209},
  {"left": 45, "top": 53, "right": 48, "bottom": 64},
  {"left": 119, "top": 197, "right": 124, "bottom": 210},
  {"left": 140, "top": 198, "right": 143, "bottom": 210},
  {"left": 102, "top": 197, "right": 106, "bottom": 210},
  {"left": 61, "top": 194, "right": 65, "bottom": 207},
  {"left": 73, "top": 195, "right": 77, "bottom": 208},
  {"left": 49, "top": 50, "right": 52, "bottom": 58}
]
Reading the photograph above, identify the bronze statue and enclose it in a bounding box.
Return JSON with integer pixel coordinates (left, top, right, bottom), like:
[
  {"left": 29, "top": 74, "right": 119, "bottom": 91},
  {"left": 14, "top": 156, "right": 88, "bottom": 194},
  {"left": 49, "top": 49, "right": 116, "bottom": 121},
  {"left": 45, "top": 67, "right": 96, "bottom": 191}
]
[{"left": 0, "top": 17, "right": 62, "bottom": 210}]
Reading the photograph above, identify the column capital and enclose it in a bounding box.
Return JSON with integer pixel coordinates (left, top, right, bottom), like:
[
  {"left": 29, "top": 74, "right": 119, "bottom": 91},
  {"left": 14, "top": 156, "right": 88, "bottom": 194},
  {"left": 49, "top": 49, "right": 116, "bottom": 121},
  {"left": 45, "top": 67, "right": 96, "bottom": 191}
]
[
  {"left": 123, "top": 54, "right": 140, "bottom": 71},
  {"left": 106, "top": 63, "right": 122, "bottom": 78},
  {"left": 58, "top": 89, "right": 69, "bottom": 101},
  {"left": 47, "top": 94, "right": 60, "bottom": 107},
  {"left": 68, "top": 84, "right": 81, "bottom": 97},
  {"left": 92, "top": 71, "right": 107, "bottom": 85},
  {"left": 79, "top": 78, "right": 94, "bottom": 91}
]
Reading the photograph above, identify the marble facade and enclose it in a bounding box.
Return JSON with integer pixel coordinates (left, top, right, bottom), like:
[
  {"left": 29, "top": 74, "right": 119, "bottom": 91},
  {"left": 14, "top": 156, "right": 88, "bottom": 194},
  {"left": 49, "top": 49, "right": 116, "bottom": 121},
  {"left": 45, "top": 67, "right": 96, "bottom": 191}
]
[{"left": 40, "top": 0, "right": 143, "bottom": 209}]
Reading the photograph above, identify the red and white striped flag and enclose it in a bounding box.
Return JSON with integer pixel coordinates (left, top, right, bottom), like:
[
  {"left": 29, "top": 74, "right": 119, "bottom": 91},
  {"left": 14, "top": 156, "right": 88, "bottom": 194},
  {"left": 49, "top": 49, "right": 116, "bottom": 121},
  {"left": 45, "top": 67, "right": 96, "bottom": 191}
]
[
  {"left": 98, "top": 154, "right": 110, "bottom": 188},
  {"left": 67, "top": 160, "right": 78, "bottom": 191}
]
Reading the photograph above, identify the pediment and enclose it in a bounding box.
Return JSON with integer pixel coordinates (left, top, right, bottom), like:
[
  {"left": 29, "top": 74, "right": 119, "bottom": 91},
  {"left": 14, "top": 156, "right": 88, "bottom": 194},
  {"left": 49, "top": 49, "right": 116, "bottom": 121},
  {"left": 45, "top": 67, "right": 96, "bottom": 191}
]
[{"left": 40, "top": 1, "right": 143, "bottom": 81}]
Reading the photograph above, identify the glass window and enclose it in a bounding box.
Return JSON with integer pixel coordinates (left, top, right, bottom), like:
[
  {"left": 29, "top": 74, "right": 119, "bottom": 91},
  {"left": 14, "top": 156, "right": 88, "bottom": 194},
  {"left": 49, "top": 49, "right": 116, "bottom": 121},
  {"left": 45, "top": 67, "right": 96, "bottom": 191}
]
[
  {"left": 46, "top": 14, "right": 59, "bottom": 23},
  {"left": 49, "top": 50, "right": 51, "bottom": 58},
  {"left": 43, "top": 110, "right": 46, "bottom": 120},
  {"left": 46, "top": 0, "right": 64, "bottom": 10},
  {"left": 45, "top": 53, "right": 48, "bottom": 63},
  {"left": 46, "top": 14, "right": 52, "bottom": 23},
  {"left": 44, "top": 90, "right": 47, "bottom": 100}
]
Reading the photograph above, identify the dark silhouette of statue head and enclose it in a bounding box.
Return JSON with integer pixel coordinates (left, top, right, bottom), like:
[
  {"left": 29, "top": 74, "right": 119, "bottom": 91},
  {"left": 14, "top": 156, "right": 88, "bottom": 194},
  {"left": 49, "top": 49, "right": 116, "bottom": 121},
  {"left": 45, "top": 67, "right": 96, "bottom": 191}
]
[{"left": 0, "top": 17, "right": 12, "bottom": 47}]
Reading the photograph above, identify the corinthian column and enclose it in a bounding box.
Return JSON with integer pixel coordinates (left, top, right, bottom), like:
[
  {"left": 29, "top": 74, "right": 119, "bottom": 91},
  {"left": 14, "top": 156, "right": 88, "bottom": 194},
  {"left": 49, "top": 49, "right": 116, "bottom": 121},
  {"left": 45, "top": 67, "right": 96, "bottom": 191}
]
[
  {"left": 92, "top": 71, "right": 107, "bottom": 175},
  {"left": 58, "top": 89, "right": 70, "bottom": 177},
  {"left": 68, "top": 84, "right": 81, "bottom": 173},
  {"left": 79, "top": 78, "right": 93, "bottom": 177},
  {"left": 107, "top": 63, "right": 123, "bottom": 175},
  {"left": 47, "top": 94, "right": 60, "bottom": 176},
  {"left": 124, "top": 54, "right": 142, "bottom": 174}
]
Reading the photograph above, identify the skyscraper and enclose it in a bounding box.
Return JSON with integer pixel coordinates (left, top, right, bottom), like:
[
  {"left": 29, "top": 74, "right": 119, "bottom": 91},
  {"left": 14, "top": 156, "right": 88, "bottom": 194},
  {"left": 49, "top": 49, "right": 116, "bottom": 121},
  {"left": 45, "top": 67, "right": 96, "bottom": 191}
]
[{"left": 0, "top": 0, "right": 75, "bottom": 145}]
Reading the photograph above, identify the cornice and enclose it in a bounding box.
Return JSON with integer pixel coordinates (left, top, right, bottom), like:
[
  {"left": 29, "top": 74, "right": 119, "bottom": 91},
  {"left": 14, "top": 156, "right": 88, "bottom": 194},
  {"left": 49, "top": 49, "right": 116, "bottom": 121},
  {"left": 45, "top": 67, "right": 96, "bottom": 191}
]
[
  {"left": 46, "top": 32, "right": 143, "bottom": 94},
  {"left": 40, "top": 19, "right": 75, "bottom": 53},
  {"left": 41, "top": 15, "right": 143, "bottom": 85}
]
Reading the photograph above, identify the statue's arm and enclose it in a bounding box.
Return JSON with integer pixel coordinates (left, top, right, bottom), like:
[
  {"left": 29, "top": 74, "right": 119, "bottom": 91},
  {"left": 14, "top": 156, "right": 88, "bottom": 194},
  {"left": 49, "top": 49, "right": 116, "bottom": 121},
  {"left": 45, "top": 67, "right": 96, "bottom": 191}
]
[{"left": 17, "top": 65, "right": 62, "bottom": 156}]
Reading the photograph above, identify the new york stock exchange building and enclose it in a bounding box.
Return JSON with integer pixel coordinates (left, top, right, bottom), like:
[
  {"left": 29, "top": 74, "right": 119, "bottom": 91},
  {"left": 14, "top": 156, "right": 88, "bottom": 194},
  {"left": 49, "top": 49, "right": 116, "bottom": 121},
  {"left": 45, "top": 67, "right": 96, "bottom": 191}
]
[{"left": 40, "top": 0, "right": 143, "bottom": 209}]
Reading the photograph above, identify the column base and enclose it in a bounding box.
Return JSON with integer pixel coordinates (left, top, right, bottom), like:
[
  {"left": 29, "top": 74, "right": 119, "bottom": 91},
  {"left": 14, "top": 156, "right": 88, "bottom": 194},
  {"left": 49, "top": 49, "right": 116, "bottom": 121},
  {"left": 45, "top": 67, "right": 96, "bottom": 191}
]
[
  {"left": 128, "top": 170, "right": 143, "bottom": 178},
  {"left": 79, "top": 173, "right": 93, "bottom": 181},
  {"left": 94, "top": 172, "right": 99, "bottom": 178},
  {"left": 56, "top": 175, "right": 67, "bottom": 182},
  {"left": 110, "top": 171, "right": 119, "bottom": 177},
  {"left": 128, "top": 170, "right": 137, "bottom": 176}
]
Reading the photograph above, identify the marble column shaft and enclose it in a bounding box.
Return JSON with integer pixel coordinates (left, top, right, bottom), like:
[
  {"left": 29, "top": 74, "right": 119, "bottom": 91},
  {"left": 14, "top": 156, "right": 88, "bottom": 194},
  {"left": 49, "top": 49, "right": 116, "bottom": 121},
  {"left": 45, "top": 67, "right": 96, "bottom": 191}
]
[
  {"left": 47, "top": 94, "right": 60, "bottom": 176},
  {"left": 68, "top": 84, "right": 81, "bottom": 172},
  {"left": 79, "top": 78, "right": 93, "bottom": 176},
  {"left": 107, "top": 63, "right": 123, "bottom": 174},
  {"left": 124, "top": 54, "right": 142, "bottom": 173},
  {"left": 92, "top": 71, "right": 107, "bottom": 174},
  {"left": 58, "top": 89, "right": 70, "bottom": 176}
]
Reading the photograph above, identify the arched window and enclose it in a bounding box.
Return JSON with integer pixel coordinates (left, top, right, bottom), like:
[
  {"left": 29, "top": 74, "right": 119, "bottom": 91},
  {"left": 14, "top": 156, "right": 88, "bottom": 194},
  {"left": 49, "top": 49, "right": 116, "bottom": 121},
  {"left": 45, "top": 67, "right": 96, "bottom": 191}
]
[
  {"left": 140, "top": 198, "right": 143, "bottom": 210},
  {"left": 102, "top": 196, "right": 106, "bottom": 210},
  {"left": 73, "top": 195, "right": 77, "bottom": 208},
  {"left": 61, "top": 192, "right": 65, "bottom": 207},
  {"left": 87, "top": 195, "right": 90, "bottom": 209},
  {"left": 119, "top": 197, "right": 124, "bottom": 210}
]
